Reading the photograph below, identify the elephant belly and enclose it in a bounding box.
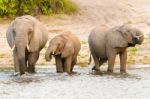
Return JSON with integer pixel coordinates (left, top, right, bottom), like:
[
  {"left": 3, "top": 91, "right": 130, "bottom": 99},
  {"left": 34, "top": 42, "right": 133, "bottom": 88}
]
[
  {"left": 89, "top": 29, "right": 107, "bottom": 59},
  {"left": 95, "top": 46, "right": 107, "bottom": 59}
]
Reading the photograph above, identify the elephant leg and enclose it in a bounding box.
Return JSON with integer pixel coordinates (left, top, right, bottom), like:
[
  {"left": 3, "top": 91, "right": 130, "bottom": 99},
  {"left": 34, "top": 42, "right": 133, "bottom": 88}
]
[
  {"left": 107, "top": 52, "right": 116, "bottom": 73},
  {"left": 71, "top": 57, "right": 77, "bottom": 72},
  {"left": 55, "top": 55, "right": 63, "bottom": 73},
  {"left": 64, "top": 56, "right": 72, "bottom": 74},
  {"left": 62, "top": 58, "right": 65, "bottom": 72},
  {"left": 13, "top": 50, "right": 19, "bottom": 72},
  {"left": 92, "top": 58, "right": 107, "bottom": 70},
  {"left": 99, "top": 59, "right": 107, "bottom": 67},
  {"left": 28, "top": 52, "right": 39, "bottom": 73},
  {"left": 119, "top": 49, "right": 127, "bottom": 73},
  {"left": 25, "top": 48, "right": 28, "bottom": 72},
  {"left": 92, "top": 55, "right": 100, "bottom": 71}
]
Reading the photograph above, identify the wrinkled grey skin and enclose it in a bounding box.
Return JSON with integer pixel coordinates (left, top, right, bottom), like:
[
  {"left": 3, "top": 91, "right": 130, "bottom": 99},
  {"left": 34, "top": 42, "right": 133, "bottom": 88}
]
[
  {"left": 45, "top": 32, "right": 81, "bottom": 74},
  {"left": 6, "top": 15, "right": 48, "bottom": 75},
  {"left": 88, "top": 24, "right": 144, "bottom": 73}
]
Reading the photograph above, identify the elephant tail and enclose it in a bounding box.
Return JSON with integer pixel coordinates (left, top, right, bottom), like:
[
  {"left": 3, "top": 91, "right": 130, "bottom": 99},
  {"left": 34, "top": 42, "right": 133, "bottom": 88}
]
[{"left": 88, "top": 53, "right": 92, "bottom": 65}]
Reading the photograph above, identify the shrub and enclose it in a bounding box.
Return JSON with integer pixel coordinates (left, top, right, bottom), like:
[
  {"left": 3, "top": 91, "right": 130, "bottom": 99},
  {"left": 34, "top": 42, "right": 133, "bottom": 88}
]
[{"left": 0, "top": 0, "right": 78, "bottom": 17}]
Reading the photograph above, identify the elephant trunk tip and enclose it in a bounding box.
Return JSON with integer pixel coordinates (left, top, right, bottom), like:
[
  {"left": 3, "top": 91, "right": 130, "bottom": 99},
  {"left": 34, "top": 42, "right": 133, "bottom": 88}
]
[{"left": 45, "top": 53, "right": 52, "bottom": 62}]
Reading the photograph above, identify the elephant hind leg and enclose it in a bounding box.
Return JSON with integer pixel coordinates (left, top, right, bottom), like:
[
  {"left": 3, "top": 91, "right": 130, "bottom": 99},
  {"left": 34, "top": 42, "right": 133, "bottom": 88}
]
[
  {"left": 92, "top": 58, "right": 107, "bottom": 70},
  {"left": 89, "top": 46, "right": 100, "bottom": 71},
  {"left": 27, "top": 52, "right": 39, "bottom": 73},
  {"left": 91, "top": 53, "right": 100, "bottom": 71}
]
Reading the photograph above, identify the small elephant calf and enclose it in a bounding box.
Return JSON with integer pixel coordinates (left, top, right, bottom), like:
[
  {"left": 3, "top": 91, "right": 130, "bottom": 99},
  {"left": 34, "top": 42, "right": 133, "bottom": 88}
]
[
  {"left": 88, "top": 24, "right": 144, "bottom": 73},
  {"left": 45, "top": 32, "right": 81, "bottom": 74}
]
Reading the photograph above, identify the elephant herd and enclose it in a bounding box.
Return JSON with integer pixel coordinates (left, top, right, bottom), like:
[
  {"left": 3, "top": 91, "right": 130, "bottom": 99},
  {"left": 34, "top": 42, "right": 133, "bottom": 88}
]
[{"left": 6, "top": 15, "right": 144, "bottom": 75}]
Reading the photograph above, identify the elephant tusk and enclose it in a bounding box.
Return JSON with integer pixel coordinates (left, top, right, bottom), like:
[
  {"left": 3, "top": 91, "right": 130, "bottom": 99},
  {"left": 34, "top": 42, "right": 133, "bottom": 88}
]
[
  {"left": 11, "top": 45, "right": 15, "bottom": 51},
  {"left": 136, "top": 35, "right": 143, "bottom": 40},
  {"left": 27, "top": 45, "right": 30, "bottom": 51}
]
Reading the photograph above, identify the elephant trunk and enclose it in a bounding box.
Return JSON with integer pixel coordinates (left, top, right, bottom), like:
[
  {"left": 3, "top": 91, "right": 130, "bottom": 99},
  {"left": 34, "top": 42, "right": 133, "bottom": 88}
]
[
  {"left": 135, "top": 34, "right": 144, "bottom": 44},
  {"left": 15, "top": 43, "right": 27, "bottom": 74},
  {"left": 45, "top": 45, "right": 58, "bottom": 61},
  {"left": 45, "top": 48, "right": 53, "bottom": 61}
]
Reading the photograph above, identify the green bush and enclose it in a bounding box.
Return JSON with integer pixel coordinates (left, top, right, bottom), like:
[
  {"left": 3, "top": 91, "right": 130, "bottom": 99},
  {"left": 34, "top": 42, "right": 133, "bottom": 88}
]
[{"left": 0, "top": 0, "right": 78, "bottom": 17}]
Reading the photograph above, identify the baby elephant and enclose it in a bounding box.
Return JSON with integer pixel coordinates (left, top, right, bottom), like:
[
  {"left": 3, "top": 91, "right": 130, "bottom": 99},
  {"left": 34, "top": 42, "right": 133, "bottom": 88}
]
[
  {"left": 88, "top": 24, "right": 144, "bottom": 73},
  {"left": 45, "top": 32, "right": 81, "bottom": 74}
]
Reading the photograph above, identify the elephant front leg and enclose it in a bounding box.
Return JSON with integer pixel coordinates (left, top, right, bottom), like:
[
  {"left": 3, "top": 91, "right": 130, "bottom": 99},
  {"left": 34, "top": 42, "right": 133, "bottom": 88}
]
[
  {"left": 55, "top": 55, "right": 63, "bottom": 73},
  {"left": 71, "top": 57, "right": 77, "bottom": 72},
  {"left": 64, "top": 56, "right": 72, "bottom": 74},
  {"left": 107, "top": 53, "right": 116, "bottom": 73},
  {"left": 28, "top": 52, "right": 39, "bottom": 73},
  {"left": 119, "top": 49, "right": 127, "bottom": 73},
  {"left": 13, "top": 50, "right": 19, "bottom": 72}
]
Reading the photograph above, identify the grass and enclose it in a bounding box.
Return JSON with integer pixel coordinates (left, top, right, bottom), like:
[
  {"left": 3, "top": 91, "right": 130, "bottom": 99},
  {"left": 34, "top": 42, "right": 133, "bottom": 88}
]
[
  {"left": 0, "top": 53, "right": 6, "bottom": 58},
  {"left": 77, "top": 54, "right": 89, "bottom": 67},
  {"left": 0, "top": 67, "right": 14, "bottom": 72},
  {"left": 128, "top": 47, "right": 138, "bottom": 64},
  {"left": 81, "top": 41, "right": 87, "bottom": 44}
]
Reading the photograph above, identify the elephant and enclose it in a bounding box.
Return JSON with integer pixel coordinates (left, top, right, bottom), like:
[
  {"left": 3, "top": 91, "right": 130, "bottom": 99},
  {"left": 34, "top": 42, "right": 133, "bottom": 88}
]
[
  {"left": 6, "top": 15, "right": 48, "bottom": 75},
  {"left": 45, "top": 32, "right": 81, "bottom": 74},
  {"left": 88, "top": 24, "right": 144, "bottom": 73}
]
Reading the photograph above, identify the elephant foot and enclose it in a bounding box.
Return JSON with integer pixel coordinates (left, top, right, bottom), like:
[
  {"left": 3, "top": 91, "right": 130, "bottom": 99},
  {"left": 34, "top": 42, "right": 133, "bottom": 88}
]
[
  {"left": 67, "top": 72, "right": 72, "bottom": 76},
  {"left": 57, "top": 71, "right": 63, "bottom": 73},
  {"left": 28, "top": 71, "right": 36, "bottom": 74},
  {"left": 92, "top": 66, "right": 100, "bottom": 71},
  {"left": 71, "top": 71, "right": 78, "bottom": 74},
  {"left": 93, "top": 70, "right": 103, "bottom": 75},
  {"left": 13, "top": 72, "right": 20, "bottom": 76},
  {"left": 20, "top": 72, "right": 31, "bottom": 77},
  {"left": 107, "top": 69, "right": 113, "bottom": 74},
  {"left": 120, "top": 70, "right": 126, "bottom": 74},
  {"left": 28, "top": 68, "right": 36, "bottom": 74}
]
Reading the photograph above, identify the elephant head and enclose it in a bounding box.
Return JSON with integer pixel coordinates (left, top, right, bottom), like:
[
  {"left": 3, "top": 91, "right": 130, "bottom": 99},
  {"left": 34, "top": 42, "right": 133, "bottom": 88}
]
[
  {"left": 45, "top": 35, "right": 74, "bottom": 61},
  {"left": 107, "top": 24, "right": 144, "bottom": 48},
  {"left": 6, "top": 16, "right": 44, "bottom": 53}
]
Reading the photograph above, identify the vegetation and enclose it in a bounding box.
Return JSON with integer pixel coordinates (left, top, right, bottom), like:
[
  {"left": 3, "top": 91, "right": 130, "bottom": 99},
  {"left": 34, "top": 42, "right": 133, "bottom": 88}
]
[
  {"left": 128, "top": 47, "right": 138, "bottom": 64},
  {"left": 0, "top": 0, "right": 78, "bottom": 17}
]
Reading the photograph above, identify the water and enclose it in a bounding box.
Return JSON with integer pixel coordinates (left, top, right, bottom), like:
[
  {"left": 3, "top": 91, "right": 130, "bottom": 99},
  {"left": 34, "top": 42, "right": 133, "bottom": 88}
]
[{"left": 0, "top": 65, "right": 150, "bottom": 99}]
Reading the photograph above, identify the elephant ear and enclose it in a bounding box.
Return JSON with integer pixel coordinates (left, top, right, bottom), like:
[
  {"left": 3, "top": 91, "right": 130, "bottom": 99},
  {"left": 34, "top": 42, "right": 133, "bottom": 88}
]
[
  {"left": 29, "top": 18, "right": 48, "bottom": 52},
  {"left": 61, "top": 41, "right": 74, "bottom": 58},
  {"left": 107, "top": 26, "right": 128, "bottom": 48},
  {"left": 28, "top": 23, "right": 40, "bottom": 52},
  {"left": 6, "top": 21, "right": 15, "bottom": 48}
]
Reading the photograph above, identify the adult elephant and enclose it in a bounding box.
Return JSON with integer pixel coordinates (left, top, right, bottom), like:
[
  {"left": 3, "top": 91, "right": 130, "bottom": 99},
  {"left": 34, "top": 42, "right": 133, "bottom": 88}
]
[
  {"left": 45, "top": 32, "right": 81, "bottom": 74},
  {"left": 88, "top": 24, "right": 144, "bottom": 73},
  {"left": 6, "top": 15, "right": 48, "bottom": 75}
]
